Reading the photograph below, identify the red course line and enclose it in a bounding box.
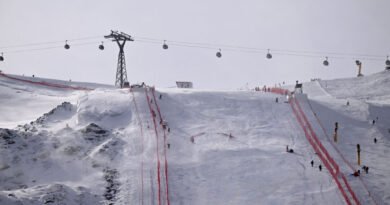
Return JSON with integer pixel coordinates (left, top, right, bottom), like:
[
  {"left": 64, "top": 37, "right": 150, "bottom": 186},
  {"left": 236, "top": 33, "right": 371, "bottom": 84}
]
[
  {"left": 305, "top": 96, "right": 379, "bottom": 205},
  {"left": 145, "top": 88, "right": 162, "bottom": 205},
  {"left": 294, "top": 98, "right": 361, "bottom": 204},
  {"left": 292, "top": 97, "right": 361, "bottom": 205},
  {"left": 151, "top": 89, "right": 170, "bottom": 205},
  {"left": 290, "top": 98, "right": 352, "bottom": 205}
]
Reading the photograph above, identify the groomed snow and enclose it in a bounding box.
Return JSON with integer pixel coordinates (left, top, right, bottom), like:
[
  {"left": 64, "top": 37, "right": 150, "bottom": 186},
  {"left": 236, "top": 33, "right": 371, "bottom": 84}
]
[{"left": 0, "top": 70, "right": 389, "bottom": 204}]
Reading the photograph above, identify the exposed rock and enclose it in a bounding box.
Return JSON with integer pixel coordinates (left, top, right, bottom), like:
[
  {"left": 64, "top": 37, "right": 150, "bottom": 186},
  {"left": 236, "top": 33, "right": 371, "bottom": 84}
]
[
  {"left": 81, "top": 123, "right": 109, "bottom": 142},
  {"left": 34, "top": 102, "right": 74, "bottom": 125},
  {"left": 0, "top": 129, "right": 18, "bottom": 145},
  {"left": 103, "top": 168, "right": 120, "bottom": 203}
]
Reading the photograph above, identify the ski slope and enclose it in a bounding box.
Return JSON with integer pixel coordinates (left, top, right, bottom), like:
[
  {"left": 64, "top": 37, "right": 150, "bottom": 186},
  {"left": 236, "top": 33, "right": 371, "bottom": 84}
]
[
  {"left": 0, "top": 71, "right": 389, "bottom": 204},
  {"left": 302, "top": 70, "right": 390, "bottom": 205}
]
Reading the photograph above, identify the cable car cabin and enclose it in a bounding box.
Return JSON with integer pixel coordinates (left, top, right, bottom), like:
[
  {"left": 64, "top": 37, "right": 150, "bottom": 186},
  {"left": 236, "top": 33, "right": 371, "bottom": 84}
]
[{"left": 295, "top": 83, "right": 303, "bottom": 93}]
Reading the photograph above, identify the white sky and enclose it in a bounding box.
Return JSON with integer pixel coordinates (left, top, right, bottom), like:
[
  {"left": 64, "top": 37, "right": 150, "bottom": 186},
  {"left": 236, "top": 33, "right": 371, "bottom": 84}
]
[{"left": 0, "top": 0, "right": 389, "bottom": 89}]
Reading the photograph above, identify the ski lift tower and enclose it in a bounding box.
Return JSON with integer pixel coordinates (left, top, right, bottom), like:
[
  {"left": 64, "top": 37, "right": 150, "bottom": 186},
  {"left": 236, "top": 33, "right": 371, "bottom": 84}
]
[{"left": 104, "top": 30, "right": 134, "bottom": 88}]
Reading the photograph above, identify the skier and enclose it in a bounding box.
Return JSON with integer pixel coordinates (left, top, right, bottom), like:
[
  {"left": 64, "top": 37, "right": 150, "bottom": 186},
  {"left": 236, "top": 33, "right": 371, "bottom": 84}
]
[
  {"left": 167, "top": 143, "right": 170, "bottom": 149},
  {"left": 159, "top": 94, "right": 162, "bottom": 100},
  {"left": 275, "top": 97, "right": 279, "bottom": 103},
  {"left": 286, "top": 145, "right": 294, "bottom": 153},
  {"left": 190, "top": 136, "right": 195, "bottom": 143},
  {"left": 353, "top": 170, "right": 360, "bottom": 177},
  {"left": 374, "top": 138, "right": 377, "bottom": 143},
  {"left": 372, "top": 119, "right": 376, "bottom": 125},
  {"left": 310, "top": 160, "right": 314, "bottom": 167},
  {"left": 319, "top": 164, "right": 322, "bottom": 171},
  {"left": 362, "top": 166, "right": 369, "bottom": 174},
  {"left": 346, "top": 101, "right": 350, "bottom": 106},
  {"left": 168, "top": 127, "right": 171, "bottom": 133}
]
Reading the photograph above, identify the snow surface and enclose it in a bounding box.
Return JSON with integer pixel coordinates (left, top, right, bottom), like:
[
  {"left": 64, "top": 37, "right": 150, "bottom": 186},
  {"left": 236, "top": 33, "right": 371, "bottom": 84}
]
[
  {"left": 0, "top": 70, "right": 389, "bottom": 204},
  {"left": 302, "top": 70, "right": 390, "bottom": 204}
]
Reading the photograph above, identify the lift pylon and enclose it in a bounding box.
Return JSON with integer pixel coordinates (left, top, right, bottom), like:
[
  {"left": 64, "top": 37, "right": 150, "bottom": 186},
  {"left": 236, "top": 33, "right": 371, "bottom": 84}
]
[{"left": 104, "top": 30, "right": 134, "bottom": 88}]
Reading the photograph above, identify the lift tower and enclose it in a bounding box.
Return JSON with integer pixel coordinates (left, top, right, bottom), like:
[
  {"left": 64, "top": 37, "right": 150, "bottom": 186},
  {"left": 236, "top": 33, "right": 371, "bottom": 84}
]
[{"left": 104, "top": 31, "right": 134, "bottom": 88}]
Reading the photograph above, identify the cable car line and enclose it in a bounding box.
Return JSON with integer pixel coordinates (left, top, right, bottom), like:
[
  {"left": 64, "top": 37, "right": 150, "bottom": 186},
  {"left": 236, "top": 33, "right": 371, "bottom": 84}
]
[
  {"left": 2, "top": 40, "right": 109, "bottom": 54},
  {"left": 0, "top": 35, "right": 104, "bottom": 49},
  {"left": 132, "top": 39, "right": 387, "bottom": 62},
  {"left": 0, "top": 33, "right": 389, "bottom": 64},
  {"left": 133, "top": 35, "right": 387, "bottom": 59}
]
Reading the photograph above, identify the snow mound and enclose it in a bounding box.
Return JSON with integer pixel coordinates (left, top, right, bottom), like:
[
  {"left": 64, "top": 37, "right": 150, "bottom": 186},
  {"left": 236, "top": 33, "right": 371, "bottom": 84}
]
[
  {"left": 34, "top": 102, "right": 75, "bottom": 125},
  {"left": 77, "top": 89, "right": 132, "bottom": 129},
  {"left": 319, "top": 70, "right": 390, "bottom": 103}
]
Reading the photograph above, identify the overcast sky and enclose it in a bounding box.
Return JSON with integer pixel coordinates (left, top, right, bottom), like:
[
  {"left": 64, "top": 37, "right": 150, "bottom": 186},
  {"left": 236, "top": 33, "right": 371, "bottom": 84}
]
[{"left": 0, "top": 0, "right": 389, "bottom": 89}]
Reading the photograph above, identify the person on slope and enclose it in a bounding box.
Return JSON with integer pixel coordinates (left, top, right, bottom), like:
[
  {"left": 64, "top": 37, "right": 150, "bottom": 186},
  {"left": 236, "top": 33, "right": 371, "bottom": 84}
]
[
  {"left": 286, "top": 145, "right": 294, "bottom": 153},
  {"left": 362, "top": 166, "right": 369, "bottom": 174},
  {"left": 352, "top": 170, "right": 360, "bottom": 177}
]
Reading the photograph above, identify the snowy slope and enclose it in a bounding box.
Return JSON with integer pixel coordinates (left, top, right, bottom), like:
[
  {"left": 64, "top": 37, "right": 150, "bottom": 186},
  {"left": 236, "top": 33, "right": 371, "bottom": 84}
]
[
  {"left": 0, "top": 72, "right": 113, "bottom": 128},
  {"left": 317, "top": 70, "right": 390, "bottom": 104},
  {"left": 302, "top": 70, "right": 390, "bottom": 204},
  {"left": 149, "top": 89, "right": 343, "bottom": 205},
  {"left": 0, "top": 70, "right": 389, "bottom": 204}
]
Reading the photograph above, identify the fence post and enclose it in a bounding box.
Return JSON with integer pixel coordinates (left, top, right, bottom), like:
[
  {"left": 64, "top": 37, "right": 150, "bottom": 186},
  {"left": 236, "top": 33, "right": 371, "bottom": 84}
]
[
  {"left": 357, "top": 144, "right": 361, "bottom": 165},
  {"left": 334, "top": 122, "right": 338, "bottom": 142}
]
